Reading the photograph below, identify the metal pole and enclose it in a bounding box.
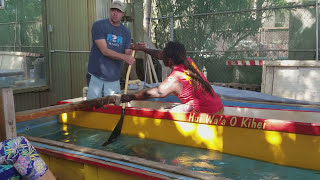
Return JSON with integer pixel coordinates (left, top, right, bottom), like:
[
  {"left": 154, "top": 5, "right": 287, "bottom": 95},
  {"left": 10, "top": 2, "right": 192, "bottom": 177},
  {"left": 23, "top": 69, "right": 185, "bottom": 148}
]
[
  {"left": 170, "top": 12, "right": 173, "bottom": 41},
  {"left": 50, "top": 50, "right": 90, "bottom": 53},
  {"left": 148, "top": 0, "right": 153, "bottom": 38},
  {"left": 14, "top": 6, "right": 18, "bottom": 51},
  {"left": 316, "top": 0, "right": 319, "bottom": 61},
  {"left": 0, "top": 45, "right": 44, "bottom": 48},
  {"left": 19, "top": 21, "right": 22, "bottom": 51}
]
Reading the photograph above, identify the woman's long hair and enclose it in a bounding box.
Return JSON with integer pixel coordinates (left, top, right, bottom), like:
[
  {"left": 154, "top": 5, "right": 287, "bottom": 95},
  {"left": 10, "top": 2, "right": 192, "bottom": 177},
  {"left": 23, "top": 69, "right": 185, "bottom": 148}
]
[{"left": 163, "top": 41, "right": 214, "bottom": 96}]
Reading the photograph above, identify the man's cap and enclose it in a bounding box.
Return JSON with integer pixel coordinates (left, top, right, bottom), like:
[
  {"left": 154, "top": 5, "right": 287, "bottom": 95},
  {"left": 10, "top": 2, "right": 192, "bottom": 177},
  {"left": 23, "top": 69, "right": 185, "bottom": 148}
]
[{"left": 111, "top": 1, "right": 125, "bottom": 13}]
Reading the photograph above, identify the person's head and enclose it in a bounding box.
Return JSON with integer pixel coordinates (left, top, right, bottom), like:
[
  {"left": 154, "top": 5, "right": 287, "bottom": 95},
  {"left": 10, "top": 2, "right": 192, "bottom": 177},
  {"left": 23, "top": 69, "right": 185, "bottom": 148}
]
[
  {"left": 163, "top": 41, "right": 186, "bottom": 67},
  {"left": 109, "top": 1, "right": 125, "bottom": 25}
]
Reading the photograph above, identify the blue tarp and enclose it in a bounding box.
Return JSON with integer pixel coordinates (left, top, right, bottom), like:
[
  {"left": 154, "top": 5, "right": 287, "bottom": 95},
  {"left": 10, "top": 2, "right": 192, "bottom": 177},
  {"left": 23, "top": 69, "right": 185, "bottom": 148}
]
[
  {"left": 213, "top": 86, "right": 320, "bottom": 106},
  {"left": 129, "top": 82, "right": 320, "bottom": 107}
]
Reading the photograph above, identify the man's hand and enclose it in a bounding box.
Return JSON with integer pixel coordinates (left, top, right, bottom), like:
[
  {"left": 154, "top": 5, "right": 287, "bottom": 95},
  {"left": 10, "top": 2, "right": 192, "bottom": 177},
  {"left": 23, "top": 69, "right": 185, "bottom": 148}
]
[
  {"left": 131, "top": 42, "right": 147, "bottom": 51},
  {"left": 124, "top": 54, "right": 136, "bottom": 65},
  {"left": 121, "top": 94, "right": 134, "bottom": 103}
]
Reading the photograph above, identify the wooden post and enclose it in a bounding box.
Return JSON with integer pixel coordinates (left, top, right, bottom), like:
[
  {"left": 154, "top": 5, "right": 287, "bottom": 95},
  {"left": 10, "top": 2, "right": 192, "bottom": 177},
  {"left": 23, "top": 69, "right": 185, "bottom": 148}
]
[
  {"left": 147, "top": 56, "right": 153, "bottom": 84},
  {"left": 0, "top": 88, "right": 17, "bottom": 141},
  {"left": 147, "top": 54, "right": 159, "bottom": 83}
]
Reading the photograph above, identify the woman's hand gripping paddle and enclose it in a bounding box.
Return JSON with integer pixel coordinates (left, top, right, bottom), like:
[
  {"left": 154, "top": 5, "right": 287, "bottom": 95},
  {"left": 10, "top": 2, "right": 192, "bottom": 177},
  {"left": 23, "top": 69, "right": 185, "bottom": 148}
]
[{"left": 103, "top": 50, "right": 136, "bottom": 146}]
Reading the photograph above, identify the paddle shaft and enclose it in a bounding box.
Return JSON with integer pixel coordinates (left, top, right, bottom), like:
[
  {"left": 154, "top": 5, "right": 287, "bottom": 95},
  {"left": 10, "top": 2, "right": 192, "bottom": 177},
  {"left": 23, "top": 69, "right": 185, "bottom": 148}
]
[
  {"left": 122, "top": 64, "right": 132, "bottom": 108},
  {"left": 122, "top": 50, "right": 136, "bottom": 107},
  {"left": 103, "top": 50, "right": 135, "bottom": 146}
]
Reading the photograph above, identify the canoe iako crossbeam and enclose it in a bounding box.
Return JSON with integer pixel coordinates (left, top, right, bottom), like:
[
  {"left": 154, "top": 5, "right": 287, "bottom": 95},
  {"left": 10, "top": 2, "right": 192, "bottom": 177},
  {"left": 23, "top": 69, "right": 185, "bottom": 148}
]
[{"left": 15, "top": 95, "right": 120, "bottom": 123}]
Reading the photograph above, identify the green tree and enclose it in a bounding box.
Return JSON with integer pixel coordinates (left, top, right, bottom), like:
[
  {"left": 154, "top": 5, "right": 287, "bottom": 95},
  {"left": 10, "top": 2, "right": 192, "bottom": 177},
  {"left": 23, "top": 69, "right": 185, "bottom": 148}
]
[
  {"left": 0, "top": 0, "right": 42, "bottom": 52},
  {"left": 153, "top": 0, "right": 286, "bottom": 52},
  {"left": 152, "top": 0, "right": 287, "bottom": 83}
]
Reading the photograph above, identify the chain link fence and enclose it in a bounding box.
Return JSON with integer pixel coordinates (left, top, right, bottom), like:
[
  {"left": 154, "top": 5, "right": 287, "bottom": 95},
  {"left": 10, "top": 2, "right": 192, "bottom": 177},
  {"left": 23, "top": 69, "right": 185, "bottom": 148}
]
[
  {"left": 0, "top": 0, "right": 46, "bottom": 89},
  {"left": 0, "top": 0, "right": 43, "bottom": 53},
  {"left": 150, "top": 0, "right": 319, "bottom": 91}
]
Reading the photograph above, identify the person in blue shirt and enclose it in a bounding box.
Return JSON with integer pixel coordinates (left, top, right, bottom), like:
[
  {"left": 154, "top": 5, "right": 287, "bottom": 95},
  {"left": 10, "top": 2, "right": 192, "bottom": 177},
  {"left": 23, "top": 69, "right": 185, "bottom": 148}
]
[{"left": 87, "top": 1, "right": 135, "bottom": 99}]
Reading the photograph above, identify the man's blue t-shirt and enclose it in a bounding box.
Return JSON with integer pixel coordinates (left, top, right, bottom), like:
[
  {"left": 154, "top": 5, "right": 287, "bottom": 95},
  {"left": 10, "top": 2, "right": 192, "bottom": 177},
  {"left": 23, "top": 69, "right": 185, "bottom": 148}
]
[{"left": 88, "top": 19, "right": 131, "bottom": 81}]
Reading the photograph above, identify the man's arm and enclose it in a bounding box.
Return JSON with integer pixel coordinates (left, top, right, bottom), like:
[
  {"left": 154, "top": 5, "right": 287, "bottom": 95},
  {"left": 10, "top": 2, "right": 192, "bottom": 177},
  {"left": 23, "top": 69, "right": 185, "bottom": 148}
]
[
  {"left": 124, "top": 48, "right": 133, "bottom": 55},
  {"left": 95, "top": 39, "right": 135, "bottom": 65},
  {"left": 122, "top": 77, "right": 182, "bottom": 102}
]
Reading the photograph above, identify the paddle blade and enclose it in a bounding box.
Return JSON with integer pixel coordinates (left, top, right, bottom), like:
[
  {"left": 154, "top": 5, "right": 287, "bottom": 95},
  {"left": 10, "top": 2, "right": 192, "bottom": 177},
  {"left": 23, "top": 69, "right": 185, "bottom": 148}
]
[{"left": 103, "top": 109, "right": 125, "bottom": 146}]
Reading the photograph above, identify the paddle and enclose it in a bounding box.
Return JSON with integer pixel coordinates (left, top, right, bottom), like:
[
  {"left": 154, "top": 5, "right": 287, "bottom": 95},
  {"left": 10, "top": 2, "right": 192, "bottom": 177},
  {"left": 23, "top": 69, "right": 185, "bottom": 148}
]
[{"left": 103, "top": 50, "right": 136, "bottom": 146}]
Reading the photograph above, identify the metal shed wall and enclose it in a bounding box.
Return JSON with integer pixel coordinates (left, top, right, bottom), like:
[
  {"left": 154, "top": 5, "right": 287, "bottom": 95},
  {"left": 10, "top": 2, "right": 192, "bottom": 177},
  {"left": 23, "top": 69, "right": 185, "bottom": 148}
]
[{"left": 14, "top": 0, "right": 112, "bottom": 111}]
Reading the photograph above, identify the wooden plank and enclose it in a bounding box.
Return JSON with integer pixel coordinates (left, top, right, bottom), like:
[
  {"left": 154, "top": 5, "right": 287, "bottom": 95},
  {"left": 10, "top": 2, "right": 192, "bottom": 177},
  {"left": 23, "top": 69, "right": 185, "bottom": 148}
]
[
  {"left": 261, "top": 65, "right": 274, "bottom": 94},
  {"left": 147, "top": 54, "right": 159, "bottom": 83},
  {"left": 146, "top": 55, "right": 153, "bottom": 84},
  {"left": 0, "top": 88, "right": 17, "bottom": 141},
  {"left": 15, "top": 95, "right": 120, "bottom": 123},
  {"left": 261, "top": 64, "right": 267, "bottom": 93},
  {"left": 264, "top": 60, "right": 320, "bottom": 67}
]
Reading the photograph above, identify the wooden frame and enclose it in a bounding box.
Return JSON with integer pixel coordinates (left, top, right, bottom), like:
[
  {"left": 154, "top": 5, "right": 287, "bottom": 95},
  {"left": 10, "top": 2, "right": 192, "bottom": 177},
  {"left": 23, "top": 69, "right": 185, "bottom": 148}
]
[
  {"left": 261, "top": 60, "right": 320, "bottom": 102},
  {"left": 0, "top": 0, "right": 4, "bottom": 9},
  {"left": 0, "top": 88, "right": 17, "bottom": 141}
]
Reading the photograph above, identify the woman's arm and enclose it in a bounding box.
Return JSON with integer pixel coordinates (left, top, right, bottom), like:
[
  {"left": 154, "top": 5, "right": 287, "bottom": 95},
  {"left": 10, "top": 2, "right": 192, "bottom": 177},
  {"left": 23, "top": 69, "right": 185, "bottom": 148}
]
[
  {"left": 121, "top": 77, "right": 182, "bottom": 102},
  {"left": 131, "top": 42, "right": 165, "bottom": 60}
]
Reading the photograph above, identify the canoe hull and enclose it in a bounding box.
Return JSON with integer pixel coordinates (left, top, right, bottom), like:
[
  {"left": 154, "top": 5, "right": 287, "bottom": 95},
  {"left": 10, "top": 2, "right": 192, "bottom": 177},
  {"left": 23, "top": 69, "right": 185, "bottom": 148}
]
[
  {"left": 25, "top": 135, "right": 214, "bottom": 180},
  {"left": 58, "top": 102, "right": 320, "bottom": 171},
  {"left": 39, "top": 149, "right": 145, "bottom": 180}
]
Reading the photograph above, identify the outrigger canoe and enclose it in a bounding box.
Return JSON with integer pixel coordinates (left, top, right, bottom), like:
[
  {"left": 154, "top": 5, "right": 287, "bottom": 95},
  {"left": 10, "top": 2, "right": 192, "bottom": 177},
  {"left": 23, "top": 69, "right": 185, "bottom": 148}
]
[{"left": 55, "top": 97, "right": 320, "bottom": 172}]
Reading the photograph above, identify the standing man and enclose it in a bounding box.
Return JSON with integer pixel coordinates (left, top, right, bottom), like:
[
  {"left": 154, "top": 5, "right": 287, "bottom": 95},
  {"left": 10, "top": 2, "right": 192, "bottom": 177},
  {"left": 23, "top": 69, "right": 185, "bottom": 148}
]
[{"left": 87, "top": 1, "right": 135, "bottom": 99}]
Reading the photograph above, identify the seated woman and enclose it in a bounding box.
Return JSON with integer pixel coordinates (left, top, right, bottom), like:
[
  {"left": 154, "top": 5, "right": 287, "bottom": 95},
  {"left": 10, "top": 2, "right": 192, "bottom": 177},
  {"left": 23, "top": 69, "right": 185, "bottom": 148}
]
[
  {"left": 0, "top": 136, "right": 55, "bottom": 180},
  {"left": 121, "top": 41, "right": 224, "bottom": 114}
]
